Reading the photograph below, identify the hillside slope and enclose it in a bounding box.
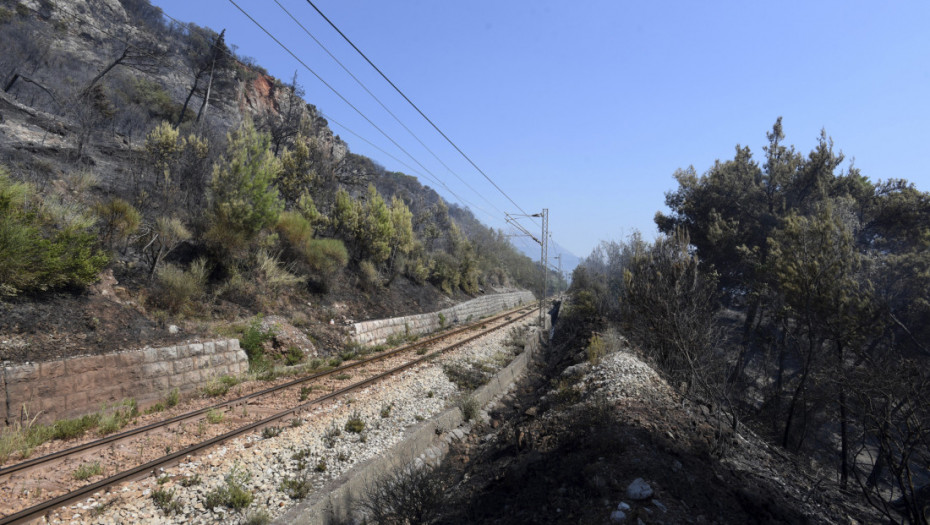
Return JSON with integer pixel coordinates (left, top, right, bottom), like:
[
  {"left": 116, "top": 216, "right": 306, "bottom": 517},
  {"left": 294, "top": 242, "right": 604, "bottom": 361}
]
[{"left": 0, "top": 0, "right": 544, "bottom": 363}]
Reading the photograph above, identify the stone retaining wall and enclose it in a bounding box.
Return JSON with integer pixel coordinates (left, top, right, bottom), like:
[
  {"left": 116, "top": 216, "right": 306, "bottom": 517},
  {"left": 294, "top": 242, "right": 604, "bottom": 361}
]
[
  {"left": 349, "top": 290, "right": 536, "bottom": 346},
  {"left": 1, "top": 340, "right": 248, "bottom": 426},
  {"left": 277, "top": 315, "right": 551, "bottom": 524}
]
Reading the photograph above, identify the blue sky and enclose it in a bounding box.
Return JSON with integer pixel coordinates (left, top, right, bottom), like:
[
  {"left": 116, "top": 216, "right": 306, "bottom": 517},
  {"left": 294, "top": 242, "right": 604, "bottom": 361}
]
[{"left": 150, "top": 0, "right": 930, "bottom": 258}]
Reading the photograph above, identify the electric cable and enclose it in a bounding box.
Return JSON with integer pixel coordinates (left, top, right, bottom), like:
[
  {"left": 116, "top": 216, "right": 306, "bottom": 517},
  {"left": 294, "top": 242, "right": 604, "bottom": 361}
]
[
  {"left": 227, "top": 0, "right": 494, "bottom": 220},
  {"left": 305, "top": 0, "right": 540, "bottom": 226},
  {"left": 159, "top": 7, "right": 500, "bottom": 222},
  {"left": 273, "top": 0, "right": 507, "bottom": 218}
]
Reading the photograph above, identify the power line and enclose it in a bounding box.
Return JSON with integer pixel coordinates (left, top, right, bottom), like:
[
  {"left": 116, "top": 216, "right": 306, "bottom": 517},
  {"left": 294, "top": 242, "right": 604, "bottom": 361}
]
[
  {"left": 318, "top": 110, "right": 500, "bottom": 222},
  {"left": 159, "top": 6, "right": 500, "bottom": 222},
  {"left": 304, "top": 0, "right": 539, "bottom": 226},
  {"left": 272, "top": 0, "right": 506, "bottom": 219},
  {"left": 226, "top": 0, "right": 492, "bottom": 219}
]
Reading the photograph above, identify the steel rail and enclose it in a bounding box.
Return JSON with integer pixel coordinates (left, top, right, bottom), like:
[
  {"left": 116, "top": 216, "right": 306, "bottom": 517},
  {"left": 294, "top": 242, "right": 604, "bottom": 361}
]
[
  {"left": 0, "top": 307, "right": 536, "bottom": 525},
  {"left": 0, "top": 302, "right": 533, "bottom": 481}
]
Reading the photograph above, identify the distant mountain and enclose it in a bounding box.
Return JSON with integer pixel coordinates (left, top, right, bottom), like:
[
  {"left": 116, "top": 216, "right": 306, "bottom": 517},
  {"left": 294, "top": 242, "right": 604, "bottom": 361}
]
[{"left": 511, "top": 237, "right": 580, "bottom": 282}]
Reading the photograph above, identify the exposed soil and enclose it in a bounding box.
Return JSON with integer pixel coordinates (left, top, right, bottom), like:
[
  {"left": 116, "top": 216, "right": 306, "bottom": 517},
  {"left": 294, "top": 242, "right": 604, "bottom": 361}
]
[
  {"left": 0, "top": 262, "right": 479, "bottom": 364},
  {"left": 428, "top": 322, "right": 878, "bottom": 525}
]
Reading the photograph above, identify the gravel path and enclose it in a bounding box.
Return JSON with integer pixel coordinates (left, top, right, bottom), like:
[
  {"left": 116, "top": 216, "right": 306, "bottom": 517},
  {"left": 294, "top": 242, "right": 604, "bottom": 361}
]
[{"left": 41, "top": 317, "right": 535, "bottom": 524}]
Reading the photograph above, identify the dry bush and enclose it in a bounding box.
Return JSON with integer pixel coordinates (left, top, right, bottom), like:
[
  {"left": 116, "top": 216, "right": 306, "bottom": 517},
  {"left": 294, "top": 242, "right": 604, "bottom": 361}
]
[{"left": 357, "top": 462, "right": 449, "bottom": 525}]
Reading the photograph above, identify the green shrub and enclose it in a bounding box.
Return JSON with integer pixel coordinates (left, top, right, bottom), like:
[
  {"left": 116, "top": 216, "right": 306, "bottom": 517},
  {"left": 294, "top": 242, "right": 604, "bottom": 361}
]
[
  {"left": 0, "top": 169, "right": 108, "bottom": 296},
  {"left": 97, "top": 399, "right": 137, "bottom": 435},
  {"left": 73, "top": 461, "right": 102, "bottom": 480},
  {"left": 344, "top": 410, "right": 365, "bottom": 433},
  {"left": 203, "top": 375, "right": 238, "bottom": 397},
  {"left": 303, "top": 238, "right": 348, "bottom": 287},
  {"left": 240, "top": 316, "right": 275, "bottom": 362},
  {"left": 429, "top": 252, "right": 460, "bottom": 295},
  {"left": 152, "top": 487, "right": 181, "bottom": 515},
  {"left": 261, "top": 426, "right": 282, "bottom": 439},
  {"left": 206, "top": 409, "right": 224, "bottom": 424},
  {"left": 180, "top": 474, "right": 202, "bottom": 487},
  {"left": 52, "top": 414, "right": 100, "bottom": 440},
  {"left": 165, "top": 388, "right": 180, "bottom": 408},
  {"left": 0, "top": 7, "right": 13, "bottom": 23},
  {"left": 206, "top": 121, "right": 283, "bottom": 254},
  {"left": 204, "top": 466, "right": 253, "bottom": 510},
  {"left": 93, "top": 197, "right": 141, "bottom": 250},
  {"left": 0, "top": 418, "right": 53, "bottom": 463},
  {"left": 358, "top": 259, "right": 381, "bottom": 290},
  {"left": 299, "top": 386, "right": 313, "bottom": 401},
  {"left": 285, "top": 346, "right": 304, "bottom": 366},
  {"left": 585, "top": 333, "right": 607, "bottom": 364},
  {"left": 276, "top": 210, "right": 314, "bottom": 249},
  {"left": 152, "top": 259, "right": 208, "bottom": 314},
  {"left": 130, "top": 77, "right": 188, "bottom": 122},
  {"left": 279, "top": 473, "right": 312, "bottom": 500}
]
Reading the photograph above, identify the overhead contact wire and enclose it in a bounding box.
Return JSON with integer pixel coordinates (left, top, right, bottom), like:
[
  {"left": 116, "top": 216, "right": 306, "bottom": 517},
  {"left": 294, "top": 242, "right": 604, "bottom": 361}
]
[
  {"left": 226, "top": 0, "right": 489, "bottom": 215},
  {"left": 273, "top": 0, "right": 506, "bottom": 218},
  {"left": 305, "top": 0, "right": 540, "bottom": 226}
]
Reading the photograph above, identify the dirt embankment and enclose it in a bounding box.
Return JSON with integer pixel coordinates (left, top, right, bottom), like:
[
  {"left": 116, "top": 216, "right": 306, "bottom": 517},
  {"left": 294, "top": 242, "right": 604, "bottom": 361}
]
[{"left": 427, "top": 324, "right": 878, "bottom": 524}]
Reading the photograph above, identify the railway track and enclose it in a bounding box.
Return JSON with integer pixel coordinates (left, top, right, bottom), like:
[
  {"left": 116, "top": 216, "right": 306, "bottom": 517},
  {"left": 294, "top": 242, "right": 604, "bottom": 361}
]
[{"left": 0, "top": 304, "right": 536, "bottom": 524}]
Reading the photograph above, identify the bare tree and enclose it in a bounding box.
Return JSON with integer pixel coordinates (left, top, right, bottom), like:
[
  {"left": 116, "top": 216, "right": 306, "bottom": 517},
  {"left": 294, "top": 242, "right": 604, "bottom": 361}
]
[
  {"left": 257, "top": 71, "right": 306, "bottom": 155},
  {"left": 176, "top": 27, "right": 226, "bottom": 127}
]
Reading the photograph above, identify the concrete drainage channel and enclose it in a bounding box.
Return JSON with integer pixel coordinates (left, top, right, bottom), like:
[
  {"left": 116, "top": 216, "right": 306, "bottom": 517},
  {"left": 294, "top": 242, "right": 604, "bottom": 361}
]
[{"left": 276, "top": 319, "right": 551, "bottom": 525}]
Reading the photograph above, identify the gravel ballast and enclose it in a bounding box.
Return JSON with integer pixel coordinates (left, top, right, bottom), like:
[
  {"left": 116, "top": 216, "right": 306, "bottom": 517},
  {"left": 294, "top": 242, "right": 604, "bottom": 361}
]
[{"left": 41, "top": 317, "right": 536, "bottom": 524}]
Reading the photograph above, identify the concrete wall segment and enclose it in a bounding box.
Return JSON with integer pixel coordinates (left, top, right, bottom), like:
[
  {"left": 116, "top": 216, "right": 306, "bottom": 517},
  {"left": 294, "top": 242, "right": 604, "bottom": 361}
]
[{"left": 1, "top": 339, "right": 247, "bottom": 426}]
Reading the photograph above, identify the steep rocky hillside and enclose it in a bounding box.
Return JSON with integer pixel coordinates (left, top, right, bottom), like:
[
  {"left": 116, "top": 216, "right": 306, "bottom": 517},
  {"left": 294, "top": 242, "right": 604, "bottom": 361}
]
[{"left": 0, "top": 0, "right": 553, "bottom": 364}]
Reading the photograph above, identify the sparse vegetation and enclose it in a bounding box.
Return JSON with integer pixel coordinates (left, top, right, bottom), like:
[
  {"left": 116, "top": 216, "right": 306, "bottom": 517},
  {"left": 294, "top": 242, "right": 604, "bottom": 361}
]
[
  {"left": 206, "top": 409, "right": 224, "bottom": 424},
  {"left": 585, "top": 333, "right": 606, "bottom": 364},
  {"left": 261, "top": 426, "right": 282, "bottom": 439},
  {"left": 280, "top": 472, "right": 313, "bottom": 500},
  {"left": 72, "top": 461, "right": 102, "bottom": 480},
  {"left": 203, "top": 374, "right": 239, "bottom": 397},
  {"left": 0, "top": 168, "right": 108, "bottom": 297},
  {"left": 299, "top": 386, "right": 313, "bottom": 401},
  {"left": 457, "top": 394, "right": 480, "bottom": 422},
  {"left": 344, "top": 410, "right": 365, "bottom": 433},
  {"left": 322, "top": 421, "right": 341, "bottom": 448},
  {"left": 443, "top": 360, "right": 494, "bottom": 391},
  {"left": 180, "top": 474, "right": 202, "bottom": 487},
  {"left": 152, "top": 487, "right": 181, "bottom": 515},
  {"left": 284, "top": 345, "right": 304, "bottom": 366},
  {"left": 204, "top": 466, "right": 253, "bottom": 511},
  {"left": 357, "top": 463, "right": 449, "bottom": 525},
  {"left": 165, "top": 388, "right": 180, "bottom": 408},
  {"left": 242, "top": 509, "right": 272, "bottom": 525},
  {"left": 97, "top": 399, "right": 138, "bottom": 436},
  {"left": 238, "top": 316, "right": 276, "bottom": 364}
]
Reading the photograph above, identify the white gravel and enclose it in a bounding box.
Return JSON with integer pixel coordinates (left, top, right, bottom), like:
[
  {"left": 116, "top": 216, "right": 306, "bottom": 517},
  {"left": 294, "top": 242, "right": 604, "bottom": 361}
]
[{"left": 43, "top": 317, "right": 534, "bottom": 525}]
